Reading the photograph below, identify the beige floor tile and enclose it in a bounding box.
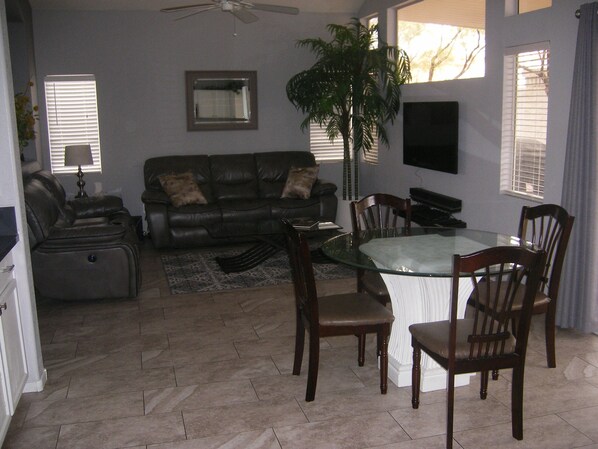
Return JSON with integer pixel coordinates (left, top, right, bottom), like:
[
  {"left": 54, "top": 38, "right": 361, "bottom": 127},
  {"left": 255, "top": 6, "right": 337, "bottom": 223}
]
[
  {"left": 183, "top": 398, "right": 307, "bottom": 439},
  {"left": 174, "top": 356, "right": 280, "bottom": 385},
  {"left": 558, "top": 404, "right": 598, "bottom": 442},
  {"left": 67, "top": 367, "right": 176, "bottom": 398},
  {"left": 454, "top": 413, "right": 593, "bottom": 448},
  {"left": 24, "top": 391, "right": 144, "bottom": 427},
  {"left": 167, "top": 324, "right": 258, "bottom": 350},
  {"left": 74, "top": 332, "right": 169, "bottom": 356},
  {"left": 141, "top": 343, "right": 239, "bottom": 369},
  {"left": 234, "top": 335, "right": 296, "bottom": 358},
  {"left": 274, "top": 411, "right": 410, "bottom": 449},
  {"left": 45, "top": 352, "right": 142, "bottom": 380},
  {"left": 148, "top": 428, "right": 282, "bottom": 449},
  {"left": 2, "top": 425, "right": 60, "bottom": 449},
  {"left": 56, "top": 412, "right": 186, "bottom": 449},
  {"left": 144, "top": 380, "right": 258, "bottom": 413},
  {"left": 364, "top": 434, "right": 460, "bottom": 449}
]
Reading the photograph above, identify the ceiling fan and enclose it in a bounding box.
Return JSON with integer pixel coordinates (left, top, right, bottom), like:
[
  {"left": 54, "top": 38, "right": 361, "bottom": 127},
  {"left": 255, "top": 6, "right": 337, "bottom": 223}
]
[{"left": 160, "top": 0, "right": 299, "bottom": 23}]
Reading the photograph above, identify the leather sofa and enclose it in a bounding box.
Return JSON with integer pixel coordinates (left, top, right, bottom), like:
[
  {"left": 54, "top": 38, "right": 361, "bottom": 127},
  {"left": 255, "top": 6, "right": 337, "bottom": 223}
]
[
  {"left": 142, "top": 151, "right": 338, "bottom": 249},
  {"left": 22, "top": 162, "right": 141, "bottom": 300}
]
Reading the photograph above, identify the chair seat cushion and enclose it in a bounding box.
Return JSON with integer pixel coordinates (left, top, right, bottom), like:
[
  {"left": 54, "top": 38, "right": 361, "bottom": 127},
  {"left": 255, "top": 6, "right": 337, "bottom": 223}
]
[
  {"left": 475, "top": 280, "right": 550, "bottom": 311},
  {"left": 409, "top": 319, "right": 516, "bottom": 360},
  {"left": 319, "top": 293, "right": 394, "bottom": 327},
  {"left": 361, "top": 271, "right": 389, "bottom": 298}
]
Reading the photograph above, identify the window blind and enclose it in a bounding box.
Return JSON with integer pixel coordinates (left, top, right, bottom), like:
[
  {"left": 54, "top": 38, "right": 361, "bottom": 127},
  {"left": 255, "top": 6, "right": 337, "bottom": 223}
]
[
  {"left": 309, "top": 121, "right": 378, "bottom": 164},
  {"left": 500, "top": 45, "right": 549, "bottom": 199},
  {"left": 44, "top": 75, "right": 102, "bottom": 174}
]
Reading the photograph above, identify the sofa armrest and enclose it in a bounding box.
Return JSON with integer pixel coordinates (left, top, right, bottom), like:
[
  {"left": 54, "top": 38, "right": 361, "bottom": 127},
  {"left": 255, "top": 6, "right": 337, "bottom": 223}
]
[
  {"left": 143, "top": 202, "right": 170, "bottom": 248},
  {"left": 310, "top": 179, "right": 337, "bottom": 197},
  {"left": 141, "top": 190, "right": 170, "bottom": 205},
  {"left": 43, "top": 224, "right": 127, "bottom": 248},
  {"left": 67, "top": 195, "right": 125, "bottom": 219}
]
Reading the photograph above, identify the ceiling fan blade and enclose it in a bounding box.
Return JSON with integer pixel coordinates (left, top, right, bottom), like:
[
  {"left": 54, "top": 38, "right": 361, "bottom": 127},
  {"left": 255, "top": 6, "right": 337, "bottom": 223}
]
[
  {"left": 174, "top": 7, "right": 216, "bottom": 20},
  {"left": 161, "top": 3, "right": 214, "bottom": 12},
  {"left": 231, "top": 7, "right": 259, "bottom": 23},
  {"left": 250, "top": 3, "right": 299, "bottom": 15}
]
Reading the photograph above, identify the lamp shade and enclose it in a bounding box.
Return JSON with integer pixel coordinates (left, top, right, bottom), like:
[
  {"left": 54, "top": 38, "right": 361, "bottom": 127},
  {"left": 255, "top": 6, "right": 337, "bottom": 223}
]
[{"left": 65, "top": 145, "right": 93, "bottom": 167}]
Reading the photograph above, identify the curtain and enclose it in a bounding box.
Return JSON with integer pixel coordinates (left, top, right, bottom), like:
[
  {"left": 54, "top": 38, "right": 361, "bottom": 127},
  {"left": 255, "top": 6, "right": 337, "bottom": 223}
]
[{"left": 557, "top": 2, "right": 598, "bottom": 333}]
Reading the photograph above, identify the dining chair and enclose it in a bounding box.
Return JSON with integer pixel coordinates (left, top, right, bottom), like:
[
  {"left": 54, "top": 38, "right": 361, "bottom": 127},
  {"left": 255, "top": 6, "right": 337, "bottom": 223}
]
[
  {"left": 350, "top": 194, "right": 410, "bottom": 365},
  {"left": 410, "top": 246, "right": 546, "bottom": 449},
  {"left": 350, "top": 193, "right": 412, "bottom": 306},
  {"left": 283, "top": 220, "right": 395, "bottom": 402},
  {"left": 471, "top": 204, "right": 574, "bottom": 377}
]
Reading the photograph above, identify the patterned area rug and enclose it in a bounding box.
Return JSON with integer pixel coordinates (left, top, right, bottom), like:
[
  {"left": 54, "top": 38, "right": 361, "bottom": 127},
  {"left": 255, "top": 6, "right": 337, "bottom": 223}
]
[{"left": 161, "top": 246, "right": 355, "bottom": 294}]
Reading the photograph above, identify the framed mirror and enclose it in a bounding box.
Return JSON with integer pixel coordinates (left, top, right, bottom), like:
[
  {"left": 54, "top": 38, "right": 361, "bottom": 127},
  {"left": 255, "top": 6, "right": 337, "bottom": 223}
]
[{"left": 186, "top": 70, "right": 258, "bottom": 131}]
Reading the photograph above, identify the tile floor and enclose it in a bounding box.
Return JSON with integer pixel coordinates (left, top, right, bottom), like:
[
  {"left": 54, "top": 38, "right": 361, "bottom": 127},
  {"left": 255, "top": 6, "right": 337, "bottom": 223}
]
[{"left": 4, "top": 242, "right": 598, "bottom": 449}]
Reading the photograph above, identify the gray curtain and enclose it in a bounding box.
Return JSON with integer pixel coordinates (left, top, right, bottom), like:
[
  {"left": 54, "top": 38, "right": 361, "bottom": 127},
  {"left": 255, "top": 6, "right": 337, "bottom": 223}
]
[{"left": 557, "top": 2, "right": 598, "bottom": 333}]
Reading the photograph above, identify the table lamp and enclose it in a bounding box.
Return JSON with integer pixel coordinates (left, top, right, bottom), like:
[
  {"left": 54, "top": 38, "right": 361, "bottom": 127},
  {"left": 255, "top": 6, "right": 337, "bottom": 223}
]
[{"left": 65, "top": 144, "right": 93, "bottom": 198}]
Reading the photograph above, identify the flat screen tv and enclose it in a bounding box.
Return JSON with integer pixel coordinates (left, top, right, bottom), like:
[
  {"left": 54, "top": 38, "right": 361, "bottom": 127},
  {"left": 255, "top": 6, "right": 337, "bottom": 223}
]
[{"left": 403, "top": 101, "right": 459, "bottom": 174}]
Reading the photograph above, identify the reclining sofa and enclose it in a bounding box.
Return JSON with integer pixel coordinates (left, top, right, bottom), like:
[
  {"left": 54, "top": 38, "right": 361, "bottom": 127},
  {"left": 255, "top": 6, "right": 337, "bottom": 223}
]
[
  {"left": 142, "top": 151, "right": 338, "bottom": 249},
  {"left": 22, "top": 162, "right": 141, "bottom": 300}
]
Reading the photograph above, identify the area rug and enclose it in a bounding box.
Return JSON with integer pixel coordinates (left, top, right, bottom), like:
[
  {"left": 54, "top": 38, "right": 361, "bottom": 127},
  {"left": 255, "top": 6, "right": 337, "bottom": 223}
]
[{"left": 161, "top": 247, "right": 355, "bottom": 294}]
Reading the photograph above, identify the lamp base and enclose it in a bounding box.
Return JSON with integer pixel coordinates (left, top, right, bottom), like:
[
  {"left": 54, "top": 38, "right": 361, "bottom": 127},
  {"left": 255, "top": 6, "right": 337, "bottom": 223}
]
[{"left": 75, "top": 166, "right": 88, "bottom": 198}]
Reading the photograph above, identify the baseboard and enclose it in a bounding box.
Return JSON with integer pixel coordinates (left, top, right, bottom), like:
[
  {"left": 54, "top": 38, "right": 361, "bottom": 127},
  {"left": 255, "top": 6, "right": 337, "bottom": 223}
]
[{"left": 23, "top": 368, "right": 47, "bottom": 393}]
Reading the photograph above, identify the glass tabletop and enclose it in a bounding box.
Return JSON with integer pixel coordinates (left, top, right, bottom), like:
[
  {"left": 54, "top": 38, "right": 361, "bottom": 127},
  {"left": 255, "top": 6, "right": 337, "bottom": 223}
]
[{"left": 321, "top": 227, "right": 524, "bottom": 277}]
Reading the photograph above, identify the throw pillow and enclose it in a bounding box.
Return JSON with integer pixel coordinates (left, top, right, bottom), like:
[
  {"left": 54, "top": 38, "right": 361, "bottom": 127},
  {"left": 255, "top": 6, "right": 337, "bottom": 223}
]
[
  {"left": 158, "top": 172, "right": 207, "bottom": 207},
  {"left": 281, "top": 165, "right": 319, "bottom": 200}
]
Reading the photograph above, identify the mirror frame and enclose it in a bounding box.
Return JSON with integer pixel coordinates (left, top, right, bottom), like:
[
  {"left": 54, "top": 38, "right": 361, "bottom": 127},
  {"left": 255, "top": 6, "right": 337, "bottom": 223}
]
[{"left": 185, "top": 70, "right": 258, "bottom": 131}]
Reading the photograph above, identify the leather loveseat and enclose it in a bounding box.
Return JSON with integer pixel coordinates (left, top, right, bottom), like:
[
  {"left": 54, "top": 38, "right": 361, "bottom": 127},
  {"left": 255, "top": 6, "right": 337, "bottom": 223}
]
[
  {"left": 22, "top": 162, "right": 141, "bottom": 300},
  {"left": 142, "top": 151, "right": 338, "bottom": 249}
]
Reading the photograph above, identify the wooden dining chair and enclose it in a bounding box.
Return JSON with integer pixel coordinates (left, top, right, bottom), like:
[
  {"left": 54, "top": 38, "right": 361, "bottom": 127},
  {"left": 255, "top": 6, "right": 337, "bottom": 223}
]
[
  {"left": 283, "top": 220, "right": 395, "bottom": 402},
  {"left": 350, "top": 194, "right": 410, "bottom": 365},
  {"left": 350, "top": 193, "right": 412, "bottom": 306},
  {"left": 410, "top": 246, "right": 546, "bottom": 449},
  {"left": 471, "top": 204, "right": 574, "bottom": 379}
]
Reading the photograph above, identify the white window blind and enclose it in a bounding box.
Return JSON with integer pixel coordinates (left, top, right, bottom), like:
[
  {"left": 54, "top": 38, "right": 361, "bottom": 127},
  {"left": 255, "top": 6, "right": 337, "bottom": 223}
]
[
  {"left": 309, "top": 121, "right": 378, "bottom": 164},
  {"left": 309, "top": 122, "right": 344, "bottom": 162},
  {"left": 44, "top": 75, "right": 102, "bottom": 174},
  {"left": 500, "top": 44, "right": 549, "bottom": 199}
]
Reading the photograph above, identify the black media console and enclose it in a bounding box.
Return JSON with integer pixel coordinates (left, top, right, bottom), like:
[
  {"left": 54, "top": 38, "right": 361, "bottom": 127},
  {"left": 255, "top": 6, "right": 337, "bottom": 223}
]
[{"left": 408, "top": 188, "right": 466, "bottom": 228}]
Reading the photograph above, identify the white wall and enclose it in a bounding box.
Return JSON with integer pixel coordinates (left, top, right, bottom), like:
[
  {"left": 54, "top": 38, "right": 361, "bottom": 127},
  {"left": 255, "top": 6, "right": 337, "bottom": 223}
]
[
  {"left": 358, "top": 0, "right": 582, "bottom": 235},
  {"left": 32, "top": 9, "right": 350, "bottom": 216}
]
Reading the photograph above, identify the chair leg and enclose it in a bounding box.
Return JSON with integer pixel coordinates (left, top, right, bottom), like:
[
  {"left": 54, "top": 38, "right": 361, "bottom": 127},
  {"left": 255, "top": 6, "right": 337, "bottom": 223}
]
[
  {"left": 379, "top": 326, "right": 390, "bottom": 394},
  {"left": 292, "top": 314, "right": 305, "bottom": 376},
  {"left": 511, "top": 365, "right": 525, "bottom": 440},
  {"left": 446, "top": 371, "right": 455, "bottom": 449},
  {"left": 480, "top": 370, "right": 489, "bottom": 399},
  {"left": 545, "top": 307, "right": 557, "bottom": 368},
  {"left": 412, "top": 340, "right": 421, "bottom": 409},
  {"left": 306, "top": 332, "right": 320, "bottom": 402},
  {"left": 357, "top": 334, "right": 366, "bottom": 366},
  {"left": 492, "top": 369, "right": 499, "bottom": 380}
]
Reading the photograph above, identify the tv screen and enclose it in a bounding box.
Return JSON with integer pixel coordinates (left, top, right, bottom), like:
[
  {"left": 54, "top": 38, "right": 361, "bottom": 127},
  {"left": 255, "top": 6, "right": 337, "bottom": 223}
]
[{"left": 403, "top": 101, "right": 459, "bottom": 174}]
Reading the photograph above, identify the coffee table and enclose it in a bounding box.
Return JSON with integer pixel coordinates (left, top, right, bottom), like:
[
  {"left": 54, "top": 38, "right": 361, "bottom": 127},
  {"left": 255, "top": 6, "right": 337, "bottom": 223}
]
[{"left": 214, "top": 221, "right": 341, "bottom": 273}]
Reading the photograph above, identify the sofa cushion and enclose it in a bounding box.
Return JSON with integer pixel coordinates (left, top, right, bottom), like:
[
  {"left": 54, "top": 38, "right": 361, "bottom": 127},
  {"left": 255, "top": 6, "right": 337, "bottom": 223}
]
[
  {"left": 211, "top": 154, "right": 258, "bottom": 200},
  {"left": 281, "top": 166, "right": 319, "bottom": 200},
  {"left": 159, "top": 172, "right": 208, "bottom": 207},
  {"left": 167, "top": 203, "right": 222, "bottom": 228},
  {"left": 219, "top": 199, "right": 271, "bottom": 223},
  {"left": 255, "top": 151, "right": 317, "bottom": 199},
  {"left": 270, "top": 198, "right": 321, "bottom": 219},
  {"left": 145, "top": 155, "right": 213, "bottom": 202}
]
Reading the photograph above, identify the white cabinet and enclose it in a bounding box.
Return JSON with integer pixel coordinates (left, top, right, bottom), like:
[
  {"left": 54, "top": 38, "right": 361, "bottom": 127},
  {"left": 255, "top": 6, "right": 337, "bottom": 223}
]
[{"left": 0, "top": 251, "right": 28, "bottom": 441}]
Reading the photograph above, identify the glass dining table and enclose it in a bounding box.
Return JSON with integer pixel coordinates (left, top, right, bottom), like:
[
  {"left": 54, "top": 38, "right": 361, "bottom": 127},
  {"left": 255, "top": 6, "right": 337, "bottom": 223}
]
[{"left": 321, "top": 227, "right": 523, "bottom": 392}]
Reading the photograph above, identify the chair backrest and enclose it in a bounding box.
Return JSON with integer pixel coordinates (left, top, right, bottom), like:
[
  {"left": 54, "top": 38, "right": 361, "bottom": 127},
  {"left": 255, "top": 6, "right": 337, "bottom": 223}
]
[
  {"left": 350, "top": 193, "right": 411, "bottom": 233},
  {"left": 518, "top": 204, "right": 574, "bottom": 298},
  {"left": 451, "top": 246, "right": 546, "bottom": 362},
  {"left": 283, "top": 220, "right": 319, "bottom": 328}
]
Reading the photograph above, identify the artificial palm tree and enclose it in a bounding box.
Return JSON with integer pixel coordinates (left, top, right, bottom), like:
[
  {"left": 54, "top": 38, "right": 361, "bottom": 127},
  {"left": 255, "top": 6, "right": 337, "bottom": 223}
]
[{"left": 286, "top": 18, "right": 411, "bottom": 200}]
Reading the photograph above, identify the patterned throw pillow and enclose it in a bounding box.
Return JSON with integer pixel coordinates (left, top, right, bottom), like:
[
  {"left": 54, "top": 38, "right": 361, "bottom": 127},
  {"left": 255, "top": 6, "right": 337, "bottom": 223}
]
[
  {"left": 281, "top": 165, "right": 319, "bottom": 200},
  {"left": 158, "top": 172, "right": 207, "bottom": 207}
]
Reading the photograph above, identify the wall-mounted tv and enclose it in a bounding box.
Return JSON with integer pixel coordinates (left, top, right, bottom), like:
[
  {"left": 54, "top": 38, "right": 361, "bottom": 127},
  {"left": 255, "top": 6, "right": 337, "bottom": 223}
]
[{"left": 403, "top": 101, "right": 459, "bottom": 174}]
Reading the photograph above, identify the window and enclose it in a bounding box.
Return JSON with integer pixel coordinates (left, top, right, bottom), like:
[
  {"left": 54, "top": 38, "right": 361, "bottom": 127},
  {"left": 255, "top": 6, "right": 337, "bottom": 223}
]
[
  {"left": 44, "top": 75, "right": 102, "bottom": 174},
  {"left": 309, "top": 122, "right": 344, "bottom": 162},
  {"left": 397, "top": 0, "right": 485, "bottom": 83},
  {"left": 500, "top": 44, "right": 549, "bottom": 199},
  {"left": 366, "top": 15, "right": 379, "bottom": 49},
  {"left": 309, "top": 122, "right": 378, "bottom": 165}
]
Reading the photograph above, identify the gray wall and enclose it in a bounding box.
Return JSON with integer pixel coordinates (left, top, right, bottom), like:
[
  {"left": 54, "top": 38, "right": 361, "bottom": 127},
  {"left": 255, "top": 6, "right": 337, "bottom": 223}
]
[
  {"left": 358, "top": 0, "right": 581, "bottom": 235},
  {"left": 32, "top": 1, "right": 582, "bottom": 235},
  {"left": 32, "top": 9, "right": 350, "bottom": 216}
]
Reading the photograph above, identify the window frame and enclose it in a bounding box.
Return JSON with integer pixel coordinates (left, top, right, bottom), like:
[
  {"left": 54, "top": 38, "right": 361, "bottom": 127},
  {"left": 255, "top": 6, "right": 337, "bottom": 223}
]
[
  {"left": 500, "top": 42, "right": 550, "bottom": 200},
  {"left": 44, "top": 74, "right": 102, "bottom": 174}
]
